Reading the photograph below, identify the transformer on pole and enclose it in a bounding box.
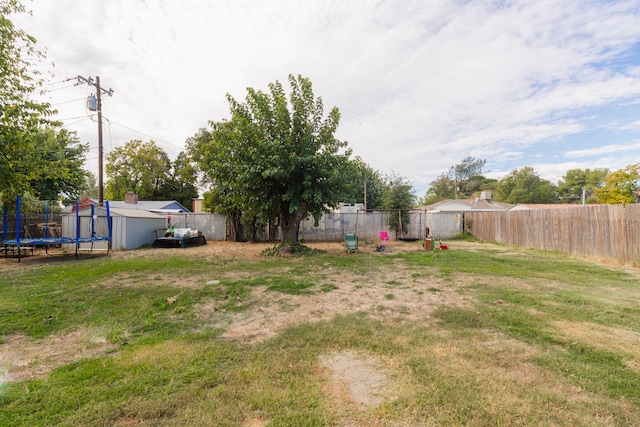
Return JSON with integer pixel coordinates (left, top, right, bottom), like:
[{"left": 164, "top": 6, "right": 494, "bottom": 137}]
[{"left": 76, "top": 75, "right": 114, "bottom": 204}]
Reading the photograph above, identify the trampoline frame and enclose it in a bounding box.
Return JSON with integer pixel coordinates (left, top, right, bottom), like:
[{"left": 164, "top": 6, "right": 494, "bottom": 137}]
[{"left": 2, "top": 196, "right": 112, "bottom": 262}]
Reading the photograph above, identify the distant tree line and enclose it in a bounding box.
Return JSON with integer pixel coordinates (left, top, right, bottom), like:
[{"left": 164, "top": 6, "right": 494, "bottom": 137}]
[{"left": 420, "top": 156, "right": 638, "bottom": 206}]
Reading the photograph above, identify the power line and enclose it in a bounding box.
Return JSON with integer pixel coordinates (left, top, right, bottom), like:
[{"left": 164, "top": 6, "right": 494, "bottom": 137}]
[
  {"left": 106, "top": 117, "right": 117, "bottom": 152},
  {"left": 52, "top": 97, "right": 85, "bottom": 106},
  {"left": 42, "top": 79, "right": 74, "bottom": 87},
  {"left": 57, "top": 115, "right": 89, "bottom": 121},
  {"left": 47, "top": 77, "right": 182, "bottom": 160},
  {"left": 64, "top": 117, "right": 91, "bottom": 127},
  {"left": 102, "top": 97, "right": 115, "bottom": 152},
  {"left": 104, "top": 118, "right": 184, "bottom": 149},
  {"left": 46, "top": 83, "right": 78, "bottom": 92}
]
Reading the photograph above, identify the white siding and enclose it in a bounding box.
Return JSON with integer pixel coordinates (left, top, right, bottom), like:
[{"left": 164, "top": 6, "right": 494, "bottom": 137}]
[{"left": 62, "top": 208, "right": 166, "bottom": 250}]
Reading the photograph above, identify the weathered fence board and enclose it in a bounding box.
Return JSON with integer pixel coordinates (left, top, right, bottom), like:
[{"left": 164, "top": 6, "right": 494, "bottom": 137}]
[{"left": 465, "top": 205, "right": 640, "bottom": 264}]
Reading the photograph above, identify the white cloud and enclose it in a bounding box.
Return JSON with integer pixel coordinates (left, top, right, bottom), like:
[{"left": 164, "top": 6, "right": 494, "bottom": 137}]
[
  {"left": 11, "top": 0, "right": 640, "bottom": 192},
  {"left": 565, "top": 140, "right": 640, "bottom": 158}
]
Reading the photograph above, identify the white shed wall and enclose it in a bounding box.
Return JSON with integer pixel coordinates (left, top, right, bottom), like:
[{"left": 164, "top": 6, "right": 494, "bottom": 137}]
[
  {"left": 112, "top": 216, "right": 166, "bottom": 249},
  {"left": 62, "top": 210, "right": 166, "bottom": 250}
]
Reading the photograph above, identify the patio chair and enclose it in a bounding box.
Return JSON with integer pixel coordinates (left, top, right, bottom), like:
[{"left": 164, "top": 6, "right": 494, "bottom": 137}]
[
  {"left": 345, "top": 233, "right": 358, "bottom": 253},
  {"left": 379, "top": 230, "right": 389, "bottom": 245},
  {"left": 376, "top": 230, "right": 390, "bottom": 252}
]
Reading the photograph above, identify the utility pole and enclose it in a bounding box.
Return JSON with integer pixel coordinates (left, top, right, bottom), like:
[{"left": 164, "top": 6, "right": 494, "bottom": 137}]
[
  {"left": 454, "top": 175, "right": 459, "bottom": 200},
  {"left": 75, "top": 75, "right": 114, "bottom": 204},
  {"left": 363, "top": 181, "right": 367, "bottom": 211},
  {"left": 96, "top": 77, "right": 105, "bottom": 204}
]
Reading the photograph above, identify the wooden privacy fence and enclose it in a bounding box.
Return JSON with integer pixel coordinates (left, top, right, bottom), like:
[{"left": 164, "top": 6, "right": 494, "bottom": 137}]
[{"left": 464, "top": 204, "right": 640, "bottom": 264}]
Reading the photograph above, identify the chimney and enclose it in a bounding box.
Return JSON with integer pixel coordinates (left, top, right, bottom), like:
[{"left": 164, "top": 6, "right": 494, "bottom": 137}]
[
  {"left": 124, "top": 192, "right": 138, "bottom": 205},
  {"left": 480, "top": 191, "right": 492, "bottom": 202}
]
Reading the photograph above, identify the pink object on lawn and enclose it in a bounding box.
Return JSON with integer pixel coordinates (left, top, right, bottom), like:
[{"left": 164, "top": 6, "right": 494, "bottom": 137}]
[{"left": 379, "top": 231, "right": 389, "bottom": 245}]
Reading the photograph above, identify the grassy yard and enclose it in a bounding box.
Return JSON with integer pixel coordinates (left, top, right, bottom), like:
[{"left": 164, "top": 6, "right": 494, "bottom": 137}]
[{"left": 1, "top": 241, "right": 639, "bottom": 426}]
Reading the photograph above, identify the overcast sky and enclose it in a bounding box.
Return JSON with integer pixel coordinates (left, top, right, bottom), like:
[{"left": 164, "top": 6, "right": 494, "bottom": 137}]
[{"left": 13, "top": 0, "right": 640, "bottom": 196}]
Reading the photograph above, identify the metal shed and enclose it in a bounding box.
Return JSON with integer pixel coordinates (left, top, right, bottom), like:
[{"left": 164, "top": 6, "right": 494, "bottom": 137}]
[{"left": 62, "top": 207, "right": 166, "bottom": 250}]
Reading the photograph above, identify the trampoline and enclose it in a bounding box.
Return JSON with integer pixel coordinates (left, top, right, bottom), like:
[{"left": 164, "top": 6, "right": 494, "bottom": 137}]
[{"left": 2, "top": 196, "right": 112, "bottom": 262}]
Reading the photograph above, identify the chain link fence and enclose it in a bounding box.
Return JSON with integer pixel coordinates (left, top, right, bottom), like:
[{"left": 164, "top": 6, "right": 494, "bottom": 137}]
[{"left": 297, "top": 211, "right": 463, "bottom": 242}]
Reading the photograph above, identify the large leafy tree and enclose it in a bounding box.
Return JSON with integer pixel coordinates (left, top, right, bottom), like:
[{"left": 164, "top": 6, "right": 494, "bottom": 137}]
[
  {"left": 337, "top": 156, "right": 386, "bottom": 210},
  {"left": 29, "top": 127, "right": 89, "bottom": 202},
  {"left": 81, "top": 172, "right": 99, "bottom": 199},
  {"left": 594, "top": 164, "right": 639, "bottom": 204},
  {"left": 557, "top": 168, "right": 608, "bottom": 204},
  {"left": 452, "top": 156, "right": 487, "bottom": 196},
  {"left": 423, "top": 156, "right": 488, "bottom": 204},
  {"left": 105, "top": 140, "right": 171, "bottom": 200},
  {"left": 188, "top": 123, "right": 251, "bottom": 241},
  {"left": 188, "top": 75, "right": 351, "bottom": 244},
  {"left": 161, "top": 151, "right": 199, "bottom": 208},
  {"left": 382, "top": 174, "right": 415, "bottom": 234},
  {"left": 495, "top": 166, "right": 559, "bottom": 204},
  {"left": 1, "top": 0, "right": 56, "bottom": 202},
  {"left": 423, "top": 173, "right": 455, "bottom": 205}
]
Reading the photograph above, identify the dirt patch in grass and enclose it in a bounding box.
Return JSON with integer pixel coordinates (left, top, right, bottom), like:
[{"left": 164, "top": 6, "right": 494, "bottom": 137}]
[
  {"left": 176, "top": 241, "right": 473, "bottom": 343},
  {"left": 209, "top": 269, "right": 470, "bottom": 343},
  {"left": 240, "top": 416, "right": 270, "bottom": 427},
  {"left": 319, "top": 351, "right": 392, "bottom": 407},
  {"left": 0, "top": 327, "right": 115, "bottom": 383},
  {"left": 319, "top": 351, "right": 413, "bottom": 427}
]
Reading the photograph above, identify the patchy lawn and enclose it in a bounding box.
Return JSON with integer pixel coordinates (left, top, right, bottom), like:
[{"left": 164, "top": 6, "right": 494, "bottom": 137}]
[{"left": 1, "top": 240, "right": 640, "bottom": 426}]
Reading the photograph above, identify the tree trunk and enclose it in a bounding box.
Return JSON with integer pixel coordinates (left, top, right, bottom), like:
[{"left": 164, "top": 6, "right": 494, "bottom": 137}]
[
  {"left": 268, "top": 217, "right": 278, "bottom": 242},
  {"left": 226, "top": 209, "right": 243, "bottom": 242},
  {"left": 279, "top": 201, "right": 308, "bottom": 243},
  {"left": 248, "top": 216, "right": 259, "bottom": 243}
]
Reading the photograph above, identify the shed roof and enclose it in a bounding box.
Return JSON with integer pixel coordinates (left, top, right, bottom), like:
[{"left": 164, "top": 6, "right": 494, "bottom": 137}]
[
  {"left": 67, "top": 199, "right": 189, "bottom": 213},
  {"left": 70, "top": 206, "right": 165, "bottom": 219},
  {"left": 108, "top": 208, "right": 166, "bottom": 218},
  {"left": 107, "top": 200, "right": 191, "bottom": 213}
]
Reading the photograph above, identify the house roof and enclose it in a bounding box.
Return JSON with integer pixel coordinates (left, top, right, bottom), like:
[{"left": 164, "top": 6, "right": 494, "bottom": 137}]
[
  {"left": 63, "top": 197, "right": 99, "bottom": 213},
  {"left": 421, "top": 199, "right": 513, "bottom": 212},
  {"left": 509, "top": 203, "right": 605, "bottom": 211}
]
